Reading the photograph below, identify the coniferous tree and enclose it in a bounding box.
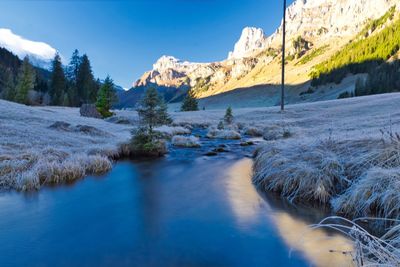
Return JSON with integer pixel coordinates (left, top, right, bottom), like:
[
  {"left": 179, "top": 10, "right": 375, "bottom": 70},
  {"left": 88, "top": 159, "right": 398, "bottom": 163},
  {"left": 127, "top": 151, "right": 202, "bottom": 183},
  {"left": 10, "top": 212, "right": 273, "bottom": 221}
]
[
  {"left": 15, "top": 57, "right": 36, "bottom": 104},
  {"left": 96, "top": 75, "right": 118, "bottom": 118},
  {"left": 181, "top": 90, "right": 199, "bottom": 111},
  {"left": 130, "top": 87, "right": 171, "bottom": 156},
  {"left": 311, "top": 7, "right": 399, "bottom": 86},
  {"left": 224, "top": 106, "right": 234, "bottom": 125},
  {"left": 76, "top": 54, "right": 96, "bottom": 104},
  {"left": 66, "top": 49, "right": 81, "bottom": 82},
  {"left": 66, "top": 49, "right": 82, "bottom": 106},
  {"left": 67, "top": 86, "right": 78, "bottom": 107},
  {"left": 62, "top": 92, "right": 70, "bottom": 106},
  {"left": 1, "top": 69, "right": 15, "bottom": 101},
  {"left": 33, "top": 78, "right": 49, "bottom": 94},
  {"left": 94, "top": 78, "right": 102, "bottom": 102},
  {"left": 49, "top": 54, "right": 67, "bottom": 105},
  {"left": 158, "top": 98, "right": 173, "bottom": 125},
  {"left": 136, "top": 87, "right": 171, "bottom": 139}
]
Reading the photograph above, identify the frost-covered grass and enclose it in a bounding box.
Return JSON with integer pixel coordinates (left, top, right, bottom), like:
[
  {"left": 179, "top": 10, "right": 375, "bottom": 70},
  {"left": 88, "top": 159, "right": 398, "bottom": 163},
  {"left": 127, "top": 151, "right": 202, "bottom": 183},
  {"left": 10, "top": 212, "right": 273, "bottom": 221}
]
[
  {"left": 171, "top": 135, "right": 201, "bottom": 148},
  {"left": 203, "top": 92, "right": 400, "bottom": 265},
  {"left": 3, "top": 92, "right": 400, "bottom": 199},
  {"left": 155, "top": 125, "right": 191, "bottom": 138},
  {"left": 313, "top": 216, "right": 400, "bottom": 266},
  {"left": 247, "top": 93, "right": 400, "bottom": 264},
  {"left": 0, "top": 100, "right": 131, "bottom": 191},
  {"left": 243, "top": 126, "right": 263, "bottom": 137},
  {"left": 332, "top": 134, "right": 400, "bottom": 219},
  {"left": 206, "top": 127, "right": 241, "bottom": 140},
  {"left": 253, "top": 139, "right": 349, "bottom": 204},
  {"left": 254, "top": 133, "right": 400, "bottom": 219},
  {"left": 3, "top": 93, "right": 400, "bottom": 264},
  {"left": 246, "top": 93, "right": 400, "bottom": 214}
]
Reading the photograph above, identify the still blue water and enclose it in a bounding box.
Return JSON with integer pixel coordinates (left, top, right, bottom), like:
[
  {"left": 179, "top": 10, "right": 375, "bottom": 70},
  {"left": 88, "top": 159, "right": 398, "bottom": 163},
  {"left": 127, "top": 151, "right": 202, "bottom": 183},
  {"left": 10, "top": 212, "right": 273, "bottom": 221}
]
[{"left": 0, "top": 151, "right": 353, "bottom": 266}]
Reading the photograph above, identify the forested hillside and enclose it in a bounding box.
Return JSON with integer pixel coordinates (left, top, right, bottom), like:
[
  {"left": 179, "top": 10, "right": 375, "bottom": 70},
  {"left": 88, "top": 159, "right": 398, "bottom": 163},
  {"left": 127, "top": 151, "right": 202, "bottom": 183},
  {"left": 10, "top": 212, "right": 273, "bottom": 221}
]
[
  {"left": 0, "top": 48, "right": 107, "bottom": 107},
  {"left": 0, "top": 47, "right": 50, "bottom": 103},
  {"left": 311, "top": 7, "right": 400, "bottom": 87}
]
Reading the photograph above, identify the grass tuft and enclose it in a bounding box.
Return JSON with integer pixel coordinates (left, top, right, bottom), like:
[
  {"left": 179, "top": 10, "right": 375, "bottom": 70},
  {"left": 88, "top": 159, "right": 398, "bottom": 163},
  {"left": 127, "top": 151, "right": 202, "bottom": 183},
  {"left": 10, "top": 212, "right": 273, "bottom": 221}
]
[
  {"left": 253, "top": 139, "right": 349, "bottom": 203},
  {"left": 312, "top": 216, "right": 400, "bottom": 266}
]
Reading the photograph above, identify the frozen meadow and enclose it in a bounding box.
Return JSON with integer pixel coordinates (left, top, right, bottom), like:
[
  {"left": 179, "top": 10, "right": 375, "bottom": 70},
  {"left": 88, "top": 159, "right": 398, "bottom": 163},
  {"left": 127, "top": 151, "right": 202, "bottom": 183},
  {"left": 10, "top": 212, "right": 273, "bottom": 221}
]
[
  {"left": 1, "top": 92, "right": 400, "bottom": 201},
  {"left": 0, "top": 100, "right": 132, "bottom": 190},
  {"left": 1, "top": 93, "right": 400, "bottom": 265}
]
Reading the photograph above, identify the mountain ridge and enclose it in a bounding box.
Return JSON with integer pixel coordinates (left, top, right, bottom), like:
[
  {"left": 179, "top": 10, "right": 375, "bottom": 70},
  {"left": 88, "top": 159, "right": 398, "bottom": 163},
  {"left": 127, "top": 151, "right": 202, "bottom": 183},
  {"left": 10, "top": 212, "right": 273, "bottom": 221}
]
[{"left": 123, "top": 0, "right": 399, "bottom": 108}]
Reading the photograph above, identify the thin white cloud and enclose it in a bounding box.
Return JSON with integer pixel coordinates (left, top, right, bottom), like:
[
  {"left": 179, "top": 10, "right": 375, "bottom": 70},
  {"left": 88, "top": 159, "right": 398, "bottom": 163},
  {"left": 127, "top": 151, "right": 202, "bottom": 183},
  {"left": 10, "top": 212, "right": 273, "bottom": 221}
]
[{"left": 0, "top": 28, "right": 58, "bottom": 63}]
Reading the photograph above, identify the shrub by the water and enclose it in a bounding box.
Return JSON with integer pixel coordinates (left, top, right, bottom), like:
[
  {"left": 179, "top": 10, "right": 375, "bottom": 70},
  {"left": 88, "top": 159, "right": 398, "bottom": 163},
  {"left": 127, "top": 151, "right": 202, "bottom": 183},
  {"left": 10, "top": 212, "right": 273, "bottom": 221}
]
[
  {"left": 129, "top": 87, "right": 171, "bottom": 157},
  {"left": 129, "top": 128, "right": 167, "bottom": 157}
]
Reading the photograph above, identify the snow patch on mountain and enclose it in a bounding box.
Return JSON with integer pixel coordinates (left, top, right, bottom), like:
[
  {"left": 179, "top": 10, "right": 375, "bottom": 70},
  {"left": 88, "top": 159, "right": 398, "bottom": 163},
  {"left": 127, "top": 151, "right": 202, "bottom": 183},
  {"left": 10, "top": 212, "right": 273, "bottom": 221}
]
[{"left": 0, "top": 28, "right": 58, "bottom": 69}]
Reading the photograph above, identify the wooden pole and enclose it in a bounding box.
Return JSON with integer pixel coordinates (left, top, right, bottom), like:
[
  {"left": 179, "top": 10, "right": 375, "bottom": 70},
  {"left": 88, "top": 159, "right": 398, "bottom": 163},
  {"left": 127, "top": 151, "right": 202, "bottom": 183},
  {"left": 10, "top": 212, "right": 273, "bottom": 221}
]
[{"left": 281, "top": 0, "right": 287, "bottom": 111}]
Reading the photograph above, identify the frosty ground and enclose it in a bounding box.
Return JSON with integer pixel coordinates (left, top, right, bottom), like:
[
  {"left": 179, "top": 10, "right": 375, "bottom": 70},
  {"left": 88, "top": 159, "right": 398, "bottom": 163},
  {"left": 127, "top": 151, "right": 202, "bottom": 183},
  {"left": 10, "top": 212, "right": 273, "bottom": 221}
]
[
  {"left": 1, "top": 93, "right": 400, "bottom": 265},
  {"left": 1, "top": 93, "right": 400, "bottom": 213}
]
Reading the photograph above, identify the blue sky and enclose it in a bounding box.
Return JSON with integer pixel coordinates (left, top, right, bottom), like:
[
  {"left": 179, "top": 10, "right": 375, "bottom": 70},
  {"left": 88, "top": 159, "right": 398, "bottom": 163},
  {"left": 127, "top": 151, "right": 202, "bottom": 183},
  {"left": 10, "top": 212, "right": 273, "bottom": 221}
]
[{"left": 0, "top": 0, "right": 294, "bottom": 88}]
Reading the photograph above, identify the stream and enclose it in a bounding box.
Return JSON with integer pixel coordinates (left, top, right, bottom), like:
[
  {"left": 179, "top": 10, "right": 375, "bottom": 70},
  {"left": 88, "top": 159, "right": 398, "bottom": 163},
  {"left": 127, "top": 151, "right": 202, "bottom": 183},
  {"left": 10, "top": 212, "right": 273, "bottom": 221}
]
[{"left": 0, "top": 134, "right": 354, "bottom": 267}]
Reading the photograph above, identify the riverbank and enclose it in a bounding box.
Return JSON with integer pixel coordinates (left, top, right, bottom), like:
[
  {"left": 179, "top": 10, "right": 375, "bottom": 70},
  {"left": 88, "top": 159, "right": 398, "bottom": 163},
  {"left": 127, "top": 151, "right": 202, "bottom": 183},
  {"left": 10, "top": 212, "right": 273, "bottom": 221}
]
[
  {"left": 247, "top": 93, "right": 400, "bottom": 221},
  {"left": 1, "top": 93, "right": 400, "bottom": 194},
  {"left": 0, "top": 99, "right": 253, "bottom": 191}
]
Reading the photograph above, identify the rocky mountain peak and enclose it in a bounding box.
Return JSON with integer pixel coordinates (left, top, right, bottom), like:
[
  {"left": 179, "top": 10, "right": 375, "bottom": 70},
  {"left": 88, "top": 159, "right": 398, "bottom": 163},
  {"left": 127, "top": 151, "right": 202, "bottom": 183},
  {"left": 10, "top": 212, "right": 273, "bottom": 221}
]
[
  {"left": 228, "top": 27, "right": 268, "bottom": 60},
  {"left": 153, "top": 55, "right": 180, "bottom": 71},
  {"left": 267, "top": 0, "right": 399, "bottom": 47},
  {"left": 129, "top": 0, "right": 399, "bottom": 104}
]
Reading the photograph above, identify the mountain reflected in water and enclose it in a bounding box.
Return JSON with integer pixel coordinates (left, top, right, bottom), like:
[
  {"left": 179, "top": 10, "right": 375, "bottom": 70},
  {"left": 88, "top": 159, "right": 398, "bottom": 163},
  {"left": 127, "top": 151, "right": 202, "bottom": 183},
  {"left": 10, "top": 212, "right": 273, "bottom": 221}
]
[
  {"left": 225, "top": 158, "right": 354, "bottom": 267},
  {"left": 0, "top": 155, "right": 353, "bottom": 267}
]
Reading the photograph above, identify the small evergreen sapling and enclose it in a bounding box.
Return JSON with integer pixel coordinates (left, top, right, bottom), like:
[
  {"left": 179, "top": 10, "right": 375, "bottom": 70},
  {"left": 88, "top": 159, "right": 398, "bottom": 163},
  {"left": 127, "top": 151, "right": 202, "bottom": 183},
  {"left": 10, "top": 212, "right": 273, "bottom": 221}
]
[
  {"left": 181, "top": 90, "right": 199, "bottom": 111},
  {"left": 130, "top": 87, "right": 172, "bottom": 156},
  {"left": 224, "top": 106, "right": 234, "bottom": 125}
]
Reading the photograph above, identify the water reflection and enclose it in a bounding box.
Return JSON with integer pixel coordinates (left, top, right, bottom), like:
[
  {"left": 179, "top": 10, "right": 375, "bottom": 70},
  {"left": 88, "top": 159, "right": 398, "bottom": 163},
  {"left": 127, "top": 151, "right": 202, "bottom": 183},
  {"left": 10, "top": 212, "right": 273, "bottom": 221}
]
[
  {"left": 225, "top": 158, "right": 354, "bottom": 267},
  {"left": 225, "top": 158, "right": 267, "bottom": 226},
  {"left": 0, "top": 155, "right": 355, "bottom": 267},
  {"left": 273, "top": 212, "right": 354, "bottom": 267}
]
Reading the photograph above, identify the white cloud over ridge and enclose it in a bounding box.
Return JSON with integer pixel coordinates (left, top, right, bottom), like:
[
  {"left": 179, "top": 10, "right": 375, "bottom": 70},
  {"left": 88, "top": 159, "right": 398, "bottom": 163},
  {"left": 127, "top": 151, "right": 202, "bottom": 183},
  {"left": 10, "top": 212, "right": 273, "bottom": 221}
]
[{"left": 0, "top": 28, "right": 58, "bottom": 68}]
